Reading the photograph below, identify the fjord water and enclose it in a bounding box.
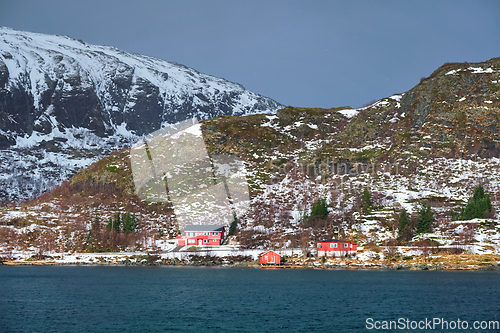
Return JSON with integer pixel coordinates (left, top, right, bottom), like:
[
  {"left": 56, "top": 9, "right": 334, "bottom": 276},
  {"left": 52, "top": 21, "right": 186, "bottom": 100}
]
[{"left": 0, "top": 267, "right": 499, "bottom": 332}]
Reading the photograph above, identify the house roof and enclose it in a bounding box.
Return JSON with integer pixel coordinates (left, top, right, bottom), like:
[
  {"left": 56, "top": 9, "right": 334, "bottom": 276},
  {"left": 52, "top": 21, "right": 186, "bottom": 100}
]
[
  {"left": 184, "top": 225, "right": 225, "bottom": 232},
  {"left": 318, "top": 239, "right": 354, "bottom": 243},
  {"left": 261, "top": 250, "right": 280, "bottom": 256}
]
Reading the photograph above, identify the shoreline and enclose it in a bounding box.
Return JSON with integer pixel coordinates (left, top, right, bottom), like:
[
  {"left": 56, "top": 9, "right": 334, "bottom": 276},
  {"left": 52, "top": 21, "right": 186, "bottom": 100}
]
[
  {"left": 2, "top": 251, "right": 499, "bottom": 271},
  {"left": 2, "top": 260, "right": 500, "bottom": 271}
]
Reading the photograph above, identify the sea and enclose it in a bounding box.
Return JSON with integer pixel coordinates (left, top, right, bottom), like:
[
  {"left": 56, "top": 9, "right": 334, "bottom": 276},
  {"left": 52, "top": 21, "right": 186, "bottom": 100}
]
[{"left": 0, "top": 266, "right": 499, "bottom": 332}]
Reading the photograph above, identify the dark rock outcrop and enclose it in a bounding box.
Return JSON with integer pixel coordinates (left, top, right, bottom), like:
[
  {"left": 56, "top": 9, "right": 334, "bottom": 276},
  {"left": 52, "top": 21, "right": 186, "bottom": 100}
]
[
  {"left": 0, "top": 27, "right": 282, "bottom": 144},
  {"left": 0, "top": 27, "right": 282, "bottom": 202}
]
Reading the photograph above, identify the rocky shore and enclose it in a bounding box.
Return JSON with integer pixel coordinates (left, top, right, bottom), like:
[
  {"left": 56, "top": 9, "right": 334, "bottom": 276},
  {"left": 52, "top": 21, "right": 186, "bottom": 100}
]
[{"left": 2, "top": 253, "right": 500, "bottom": 271}]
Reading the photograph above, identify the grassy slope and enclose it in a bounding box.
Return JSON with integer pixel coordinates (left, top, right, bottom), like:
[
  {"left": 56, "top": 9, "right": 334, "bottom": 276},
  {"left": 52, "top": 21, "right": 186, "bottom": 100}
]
[{"left": 1, "top": 57, "right": 500, "bottom": 254}]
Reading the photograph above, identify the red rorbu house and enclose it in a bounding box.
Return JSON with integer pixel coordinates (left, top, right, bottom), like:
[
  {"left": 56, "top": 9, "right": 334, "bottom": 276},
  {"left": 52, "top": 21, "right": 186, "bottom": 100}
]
[
  {"left": 317, "top": 239, "right": 357, "bottom": 257},
  {"left": 176, "top": 225, "right": 225, "bottom": 247},
  {"left": 260, "top": 250, "right": 281, "bottom": 265}
]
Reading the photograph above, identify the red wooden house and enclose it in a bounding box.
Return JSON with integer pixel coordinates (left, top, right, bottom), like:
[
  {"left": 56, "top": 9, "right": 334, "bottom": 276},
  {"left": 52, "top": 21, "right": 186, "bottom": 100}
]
[
  {"left": 317, "top": 239, "right": 357, "bottom": 257},
  {"left": 260, "top": 250, "right": 281, "bottom": 265},
  {"left": 176, "top": 225, "right": 225, "bottom": 246}
]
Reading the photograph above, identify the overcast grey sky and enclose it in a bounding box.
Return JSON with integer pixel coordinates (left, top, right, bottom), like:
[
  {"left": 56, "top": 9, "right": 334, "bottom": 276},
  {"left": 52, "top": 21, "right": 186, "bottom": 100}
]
[{"left": 1, "top": 0, "right": 499, "bottom": 108}]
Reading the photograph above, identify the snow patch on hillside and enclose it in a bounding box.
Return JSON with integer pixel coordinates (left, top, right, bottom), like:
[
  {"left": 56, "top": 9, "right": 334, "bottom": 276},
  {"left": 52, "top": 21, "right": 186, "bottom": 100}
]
[{"left": 338, "top": 109, "right": 359, "bottom": 118}]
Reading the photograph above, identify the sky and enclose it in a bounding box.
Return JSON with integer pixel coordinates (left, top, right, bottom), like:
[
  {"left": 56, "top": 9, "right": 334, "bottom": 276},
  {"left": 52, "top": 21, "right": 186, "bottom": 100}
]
[{"left": 0, "top": 0, "right": 499, "bottom": 108}]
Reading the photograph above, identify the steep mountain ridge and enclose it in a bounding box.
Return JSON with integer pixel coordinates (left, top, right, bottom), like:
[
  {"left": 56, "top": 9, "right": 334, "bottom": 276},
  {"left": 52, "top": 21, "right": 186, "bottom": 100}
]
[
  {"left": 311, "top": 58, "right": 500, "bottom": 163},
  {"left": 0, "top": 27, "right": 282, "bottom": 202},
  {"left": 398, "top": 58, "right": 500, "bottom": 158}
]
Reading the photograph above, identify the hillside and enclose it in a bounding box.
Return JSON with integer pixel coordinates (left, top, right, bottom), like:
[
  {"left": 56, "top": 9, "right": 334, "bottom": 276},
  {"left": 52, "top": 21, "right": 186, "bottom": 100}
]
[
  {"left": 0, "top": 27, "right": 282, "bottom": 202},
  {"left": 1, "top": 57, "right": 500, "bottom": 258}
]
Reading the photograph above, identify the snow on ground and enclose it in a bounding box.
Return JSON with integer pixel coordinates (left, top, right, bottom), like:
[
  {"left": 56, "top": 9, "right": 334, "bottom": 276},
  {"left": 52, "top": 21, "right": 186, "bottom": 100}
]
[
  {"left": 338, "top": 109, "right": 359, "bottom": 118},
  {"left": 446, "top": 66, "right": 497, "bottom": 76},
  {"left": 239, "top": 154, "right": 500, "bottom": 254}
]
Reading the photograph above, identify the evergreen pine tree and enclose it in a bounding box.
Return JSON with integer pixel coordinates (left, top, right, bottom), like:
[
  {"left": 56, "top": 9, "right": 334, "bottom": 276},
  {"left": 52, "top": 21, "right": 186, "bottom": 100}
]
[
  {"left": 361, "top": 188, "right": 372, "bottom": 213},
  {"left": 228, "top": 212, "right": 238, "bottom": 236},
  {"left": 106, "top": 217, "right": 113, "bottom": 231},
  {"left": 459, "top": 184, "right": 492, "bottom": 220},
  {"left": 362, "top": 188, "right": 372, "bottom": 207},
  {"left": 398, "top": 208, "right": 411, "bottom": 240},
  {"left": 107, "top": 213, "right": 121, "bottom": 232},
  {"left": 309, "top": 197, "right": 329, "bottom": 220},
  {"left": 122, "top": 213, "right": 137, "bottom": 234},
  {"left": 416, "top": 202, "right": 434, "bottom": 234}
]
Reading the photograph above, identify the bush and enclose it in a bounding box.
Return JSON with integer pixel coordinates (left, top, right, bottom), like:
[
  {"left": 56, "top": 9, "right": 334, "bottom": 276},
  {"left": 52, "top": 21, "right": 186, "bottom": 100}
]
[{"left": 364, "top": 244, "right": 382, "bottom": 253}]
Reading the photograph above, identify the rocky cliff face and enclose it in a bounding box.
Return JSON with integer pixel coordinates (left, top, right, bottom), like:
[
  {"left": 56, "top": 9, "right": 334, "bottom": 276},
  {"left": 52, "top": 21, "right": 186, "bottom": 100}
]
[
  {"left": 327, "top": 58, "right": 500, "bottom": 161},
  {"left": 0, "top": 27, "right": 281, "bottom": 145},
  {"left": 397, "top": 59, "right": 500, "bottom": 158},
  {"left": 0, "top": 27, "right": 282, "bottom": 202}
]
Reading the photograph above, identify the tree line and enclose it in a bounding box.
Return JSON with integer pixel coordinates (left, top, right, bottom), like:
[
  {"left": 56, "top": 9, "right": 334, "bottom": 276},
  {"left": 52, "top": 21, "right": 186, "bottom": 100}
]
[
  {"left": 0, "top": 211, "right": 151, "bottom": 259},
  {"left": 398, "top": 184, "right": 493, "bottom": 244}
]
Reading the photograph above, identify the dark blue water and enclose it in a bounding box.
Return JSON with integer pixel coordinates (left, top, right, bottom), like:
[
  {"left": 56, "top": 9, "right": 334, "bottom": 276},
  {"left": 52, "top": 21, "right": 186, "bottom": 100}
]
[{"left": 0, "top": 266, "right": 499, "bottom": 332}]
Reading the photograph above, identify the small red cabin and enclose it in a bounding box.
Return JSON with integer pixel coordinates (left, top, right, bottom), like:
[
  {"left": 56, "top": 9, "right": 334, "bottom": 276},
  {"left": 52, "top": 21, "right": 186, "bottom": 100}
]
[
  {"left": 260, "top": 250, "right": 281, "bottom": 265},
  {"left": 317, "top": 239, "right": 357, "bottom": 257}
]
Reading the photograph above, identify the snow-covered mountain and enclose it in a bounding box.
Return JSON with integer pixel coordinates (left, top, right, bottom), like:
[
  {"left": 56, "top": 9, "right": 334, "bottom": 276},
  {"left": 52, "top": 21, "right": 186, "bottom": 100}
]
[{"left": 0, "top": 27, "right": 282, "bottom": 202}]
